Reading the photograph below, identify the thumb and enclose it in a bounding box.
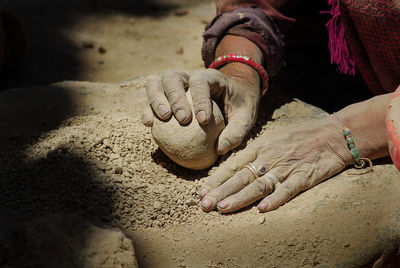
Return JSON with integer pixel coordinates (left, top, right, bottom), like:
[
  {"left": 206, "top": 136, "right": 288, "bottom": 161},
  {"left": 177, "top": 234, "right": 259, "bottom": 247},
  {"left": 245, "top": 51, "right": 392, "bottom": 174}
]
[{"left": 217, "top": 106, "right": 257, "bottom": 155}]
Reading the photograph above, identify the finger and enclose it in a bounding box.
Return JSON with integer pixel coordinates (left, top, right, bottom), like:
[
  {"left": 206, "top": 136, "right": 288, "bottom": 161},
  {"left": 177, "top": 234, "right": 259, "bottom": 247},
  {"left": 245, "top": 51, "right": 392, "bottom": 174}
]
[
  {"left": 200, "top": 152, "right": 262, "bottom": 212},
  {"left": 257, "top": 173, "right": 308, "bottom": 212},
  {"left": 146, "top": 77, "right": 172, "bottom": 120},
  {"left": 141, "top": 102, "right": 154, "bottom": 127},
  {"left": 200, "top": 167, "right": 256, "bottom": 212},
  {"left": 199, "top": 145, "right": 257, "bottom": 198},
  {"left": 216, "top": 169, "right": 282, "bottom": 213},
  {"left": 161, "top": 71, "right": 192, "bottom": 124},
  {"left": 217, "top": 106, "right": 257, "bottom": 155},
  {"left": 189, "top": 69, "right": 227, "bottom": 125}
]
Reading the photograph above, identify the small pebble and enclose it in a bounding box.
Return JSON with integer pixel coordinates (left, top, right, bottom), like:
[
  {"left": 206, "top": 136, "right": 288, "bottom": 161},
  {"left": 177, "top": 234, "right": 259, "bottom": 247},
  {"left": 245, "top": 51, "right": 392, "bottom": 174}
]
[
  {"left": 186, "top": 198, "right": 197, "bottom": 207},
  {"left": 175, "top": 46, "right": 184, "bottom": 55},
  {"left": 153, "top": 201, "right": 162, "bottom": 210},
  {"left": 82, "top": 38, "right": 95, "bottom": 48},
  {"left": 258, "top": 216, "right": 266, "bottom": 224},
  {"left": 115, "top": 167, "right": 123, "bottom": 174},
  {"left": 98, "top": 46, "right": 107, "bottom": 54},
  {"left": 153, "top": 220, "right": 162, "bottom": 227},
  {"left": 174, "top": 9, "right": 189, "bottom": 16}
]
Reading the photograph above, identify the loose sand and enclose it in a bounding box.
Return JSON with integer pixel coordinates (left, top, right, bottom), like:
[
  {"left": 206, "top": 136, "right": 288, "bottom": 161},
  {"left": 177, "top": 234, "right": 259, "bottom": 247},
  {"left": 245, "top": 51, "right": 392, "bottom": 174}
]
[{"left": 1, "top": 78, "right": 400, "bottom": 267}]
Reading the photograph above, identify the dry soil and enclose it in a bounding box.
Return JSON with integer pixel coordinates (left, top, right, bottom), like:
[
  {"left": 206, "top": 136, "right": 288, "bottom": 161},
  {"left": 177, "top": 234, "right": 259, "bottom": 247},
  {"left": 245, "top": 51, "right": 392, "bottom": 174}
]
[{"left": 1, "top": 0, "right": 400, "bottom": 267}]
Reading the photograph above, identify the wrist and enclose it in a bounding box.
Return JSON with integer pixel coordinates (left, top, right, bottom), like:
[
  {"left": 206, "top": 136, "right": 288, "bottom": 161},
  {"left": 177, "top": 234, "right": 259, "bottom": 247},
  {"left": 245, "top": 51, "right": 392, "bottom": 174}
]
[
  {"left": 214, "top": 35, "right": 264, "bottom": 96},
  {"left": 216, "top": 35, "right": 264, "bottom": 64},
  {"left": 219, "top": 62, "right": 261, "bottom": 95},
  {"left": 322, "top": 114, "right": 354, "bottom": 166},
  {"left": 334, "top": 94, "right": 392, "bottom": 162}
]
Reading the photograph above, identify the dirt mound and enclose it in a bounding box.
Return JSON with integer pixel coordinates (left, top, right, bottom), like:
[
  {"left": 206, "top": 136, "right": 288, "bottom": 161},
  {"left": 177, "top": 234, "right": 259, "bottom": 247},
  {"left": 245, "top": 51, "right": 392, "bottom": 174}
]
[{"left": 1, "top": 79, "right": 400, "bottom": 267}]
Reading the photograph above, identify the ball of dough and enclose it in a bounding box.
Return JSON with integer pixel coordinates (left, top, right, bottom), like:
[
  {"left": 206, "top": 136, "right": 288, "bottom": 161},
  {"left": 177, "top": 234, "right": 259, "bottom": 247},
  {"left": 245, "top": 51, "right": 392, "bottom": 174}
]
[{"left": 151, "top": 90, "right": 225, "bottom": 170}]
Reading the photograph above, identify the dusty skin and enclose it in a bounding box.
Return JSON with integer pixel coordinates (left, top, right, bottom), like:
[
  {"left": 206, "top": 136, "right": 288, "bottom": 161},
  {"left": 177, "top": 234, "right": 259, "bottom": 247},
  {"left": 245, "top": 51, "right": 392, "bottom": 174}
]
[{"left": 152, "top": 88, "right": 225, "bottom": 170}]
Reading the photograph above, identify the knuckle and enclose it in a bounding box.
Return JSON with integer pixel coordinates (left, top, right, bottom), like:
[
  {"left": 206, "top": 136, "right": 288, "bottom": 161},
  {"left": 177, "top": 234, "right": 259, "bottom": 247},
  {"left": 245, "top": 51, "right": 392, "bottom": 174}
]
[
  {"left": 145, "top": 82, "right": 164, "bottom": 104},
  {"left": 191, "top": 69, "right": 208, "bottom": 80},
  {"left": 203, "top": 176, "right": 221, "bottom": 189},
  {"left": 206, "top": 68, "right": 221, "bottom": 77},
  {"left": 221, "top": 162, "right": 239, "bottom": 176},
  {"left": 224, "top": 135, "right": 243, "bottom": 149},
  {"left": 148, "top": 94, "right": 163, "bottom": 108},
  {"left": 162, "top": 70, "right": 178, "bottom": 78},
  {"left": 168, "top": 89, "right": 182, "bottom": 101},
  {"left": 235, "top": 170, "right": 251, "bottom": 188},
  {"left": 141, "top": 107, "right": 151, "bottom": 117},
  {"left": 208, "top": 187, "right": 223, "bottom": 199},
  {"left": 169, "top": 96, "right": 186, "bottom": 110},
  {"left": 190, "top": 80, "right": 207, "bottom": 92},
  {"left": 193, "top": 99, "right": 211, "bottom": 112},
  {"left": 254, "top": 178, "right": 268, "bottom": 194},
  {"left": 279, "top": 184, "right": 295, "bottom": 198},
  {"left": 146, "top": 82, "right": 160, "bottom": 101},
  {"left": 201, "top": 182, "right": 213, "bottom": 191},
  {"left": 189, "top": 72, "right": 202, "bottom": 81},
  {"left": 145, "top": 77, "right": 159, "bottom": 88}
]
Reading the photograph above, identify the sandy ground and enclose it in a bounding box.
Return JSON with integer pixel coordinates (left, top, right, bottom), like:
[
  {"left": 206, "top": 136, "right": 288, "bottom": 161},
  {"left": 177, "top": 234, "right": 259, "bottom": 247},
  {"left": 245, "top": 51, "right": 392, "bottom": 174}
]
[
  {"left": 2, "top": 0, "right": 400, "bottom": 267},
  {"left": 1, "top": 79, "right": 400, "bottom": 267},
  {"left": 1, "top": 0, "right": 214, "bottom": 90}
]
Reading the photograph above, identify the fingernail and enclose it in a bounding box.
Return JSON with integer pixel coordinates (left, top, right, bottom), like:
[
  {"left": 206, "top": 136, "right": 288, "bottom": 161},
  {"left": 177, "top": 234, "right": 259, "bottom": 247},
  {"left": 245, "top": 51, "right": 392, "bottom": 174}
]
[
  {"left": 200, "top": 198, "right": 214, "bottom": 210},
  {"left": 199, "top": 188, "right": 209, "bottom": 197},
  {"left": 158, "top": 105, "right": 169, "bottom": 117},
  {"left": 217, "top": 140, "right": 230, "bottom": 155},
  {"left": 142, "top": 115, "right": 151, "bottom": 126},
  {"left": 257, "top": 201, "right": 269, "bottom": 211},
  {"left": 196, "top": 111, "right": 207, "bottom": 124},
  {"left": 217, "top": 200, "right": 229, "bottom": 209},
  {"left": 176, "top": 109, "right": 187, "bottom": 122}
]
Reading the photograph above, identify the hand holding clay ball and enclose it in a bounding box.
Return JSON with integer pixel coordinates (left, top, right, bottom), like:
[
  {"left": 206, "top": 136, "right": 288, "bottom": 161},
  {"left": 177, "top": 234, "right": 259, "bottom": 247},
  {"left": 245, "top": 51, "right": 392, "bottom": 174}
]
[
  {"left": 144, "top": 69, "right": 260, "bottom": 158},
  {"left": 151, "top": 89, "right": 225, "bottom": 170}
]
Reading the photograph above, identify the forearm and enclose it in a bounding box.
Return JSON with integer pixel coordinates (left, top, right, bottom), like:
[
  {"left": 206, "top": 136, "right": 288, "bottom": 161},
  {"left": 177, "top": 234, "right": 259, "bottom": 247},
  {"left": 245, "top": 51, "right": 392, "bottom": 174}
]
[
  {"left": 215, "top": 35, "right": 263, "bottom": 92},
  {"left": 203, "top": 2, "right": 289, "bottom": 79},
  {"left": 335, "top": 93, "right": 391, "bottom": 164}
]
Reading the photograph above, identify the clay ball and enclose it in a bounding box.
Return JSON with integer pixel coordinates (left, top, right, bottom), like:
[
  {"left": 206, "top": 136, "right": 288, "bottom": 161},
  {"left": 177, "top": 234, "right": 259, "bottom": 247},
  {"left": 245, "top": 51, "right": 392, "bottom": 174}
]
[{"left": 151, "top": 90, "right": 225, "bottom": 170}]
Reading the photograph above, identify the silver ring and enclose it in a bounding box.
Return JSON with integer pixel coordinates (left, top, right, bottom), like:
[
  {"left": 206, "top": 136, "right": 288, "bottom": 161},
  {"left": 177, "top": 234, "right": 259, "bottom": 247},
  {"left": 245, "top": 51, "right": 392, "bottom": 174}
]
[
  {"left": 245, "top": 163, "right": 258, "bottom": 178},
  {"left": 263, "top": 172, "right": 279, "bottom": 192},
  {"left": 245, "top": 163, "right": 268, "bottom": 178},
  {"left": 265, "top": 171, "right": 279, "bottom": 183}
]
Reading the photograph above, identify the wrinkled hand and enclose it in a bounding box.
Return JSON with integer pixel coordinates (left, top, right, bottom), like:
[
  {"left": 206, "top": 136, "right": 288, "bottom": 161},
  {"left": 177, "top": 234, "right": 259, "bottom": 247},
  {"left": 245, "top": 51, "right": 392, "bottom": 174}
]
[
  {"left": 142, "top": 69, "right": 260, "bottom": 154},
  {"left": 199, "top": 115, "right": 351, "bottom": 213}
]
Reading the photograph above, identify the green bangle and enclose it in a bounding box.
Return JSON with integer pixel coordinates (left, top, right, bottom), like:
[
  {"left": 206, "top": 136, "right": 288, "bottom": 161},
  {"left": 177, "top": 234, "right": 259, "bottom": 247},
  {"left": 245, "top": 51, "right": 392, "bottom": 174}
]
[
  {"left": 343, "top": 127, "right": 362, "bottom": 166},
  {"left": 333, "top": 113, "right": 373, "bottom": 174}
]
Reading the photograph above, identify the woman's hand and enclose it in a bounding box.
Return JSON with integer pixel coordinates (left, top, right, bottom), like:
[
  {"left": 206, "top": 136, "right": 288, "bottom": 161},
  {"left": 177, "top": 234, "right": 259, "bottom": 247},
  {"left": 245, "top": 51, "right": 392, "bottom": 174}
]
[
  {"left": 142, "top": 68, "right": 260, "bottom": 155},
  {"left": 199, "top": 91, "right": 392, "bottom": 213},
  {"left": 199, "top": 114, "right": 354, "bottom": 213},
  {"left": 142, "top": 34, "right": 264, "bottom": 155}
]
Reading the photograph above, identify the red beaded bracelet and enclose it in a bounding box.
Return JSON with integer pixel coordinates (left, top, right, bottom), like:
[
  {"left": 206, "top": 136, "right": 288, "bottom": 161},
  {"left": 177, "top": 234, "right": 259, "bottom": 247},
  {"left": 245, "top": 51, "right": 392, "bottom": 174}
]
[{"left": 208, "top": 54, "right": 269, "bottom": 95}]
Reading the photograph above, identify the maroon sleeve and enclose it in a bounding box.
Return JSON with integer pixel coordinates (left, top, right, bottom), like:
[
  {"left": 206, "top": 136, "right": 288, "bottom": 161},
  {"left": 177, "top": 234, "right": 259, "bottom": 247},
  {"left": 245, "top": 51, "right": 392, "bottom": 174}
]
[
  {"left": 215, "top": 0, "right": 294, "bottom": 20},
  {"left": 202, "top": 0, "right": 295, "bottom": 78}
]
